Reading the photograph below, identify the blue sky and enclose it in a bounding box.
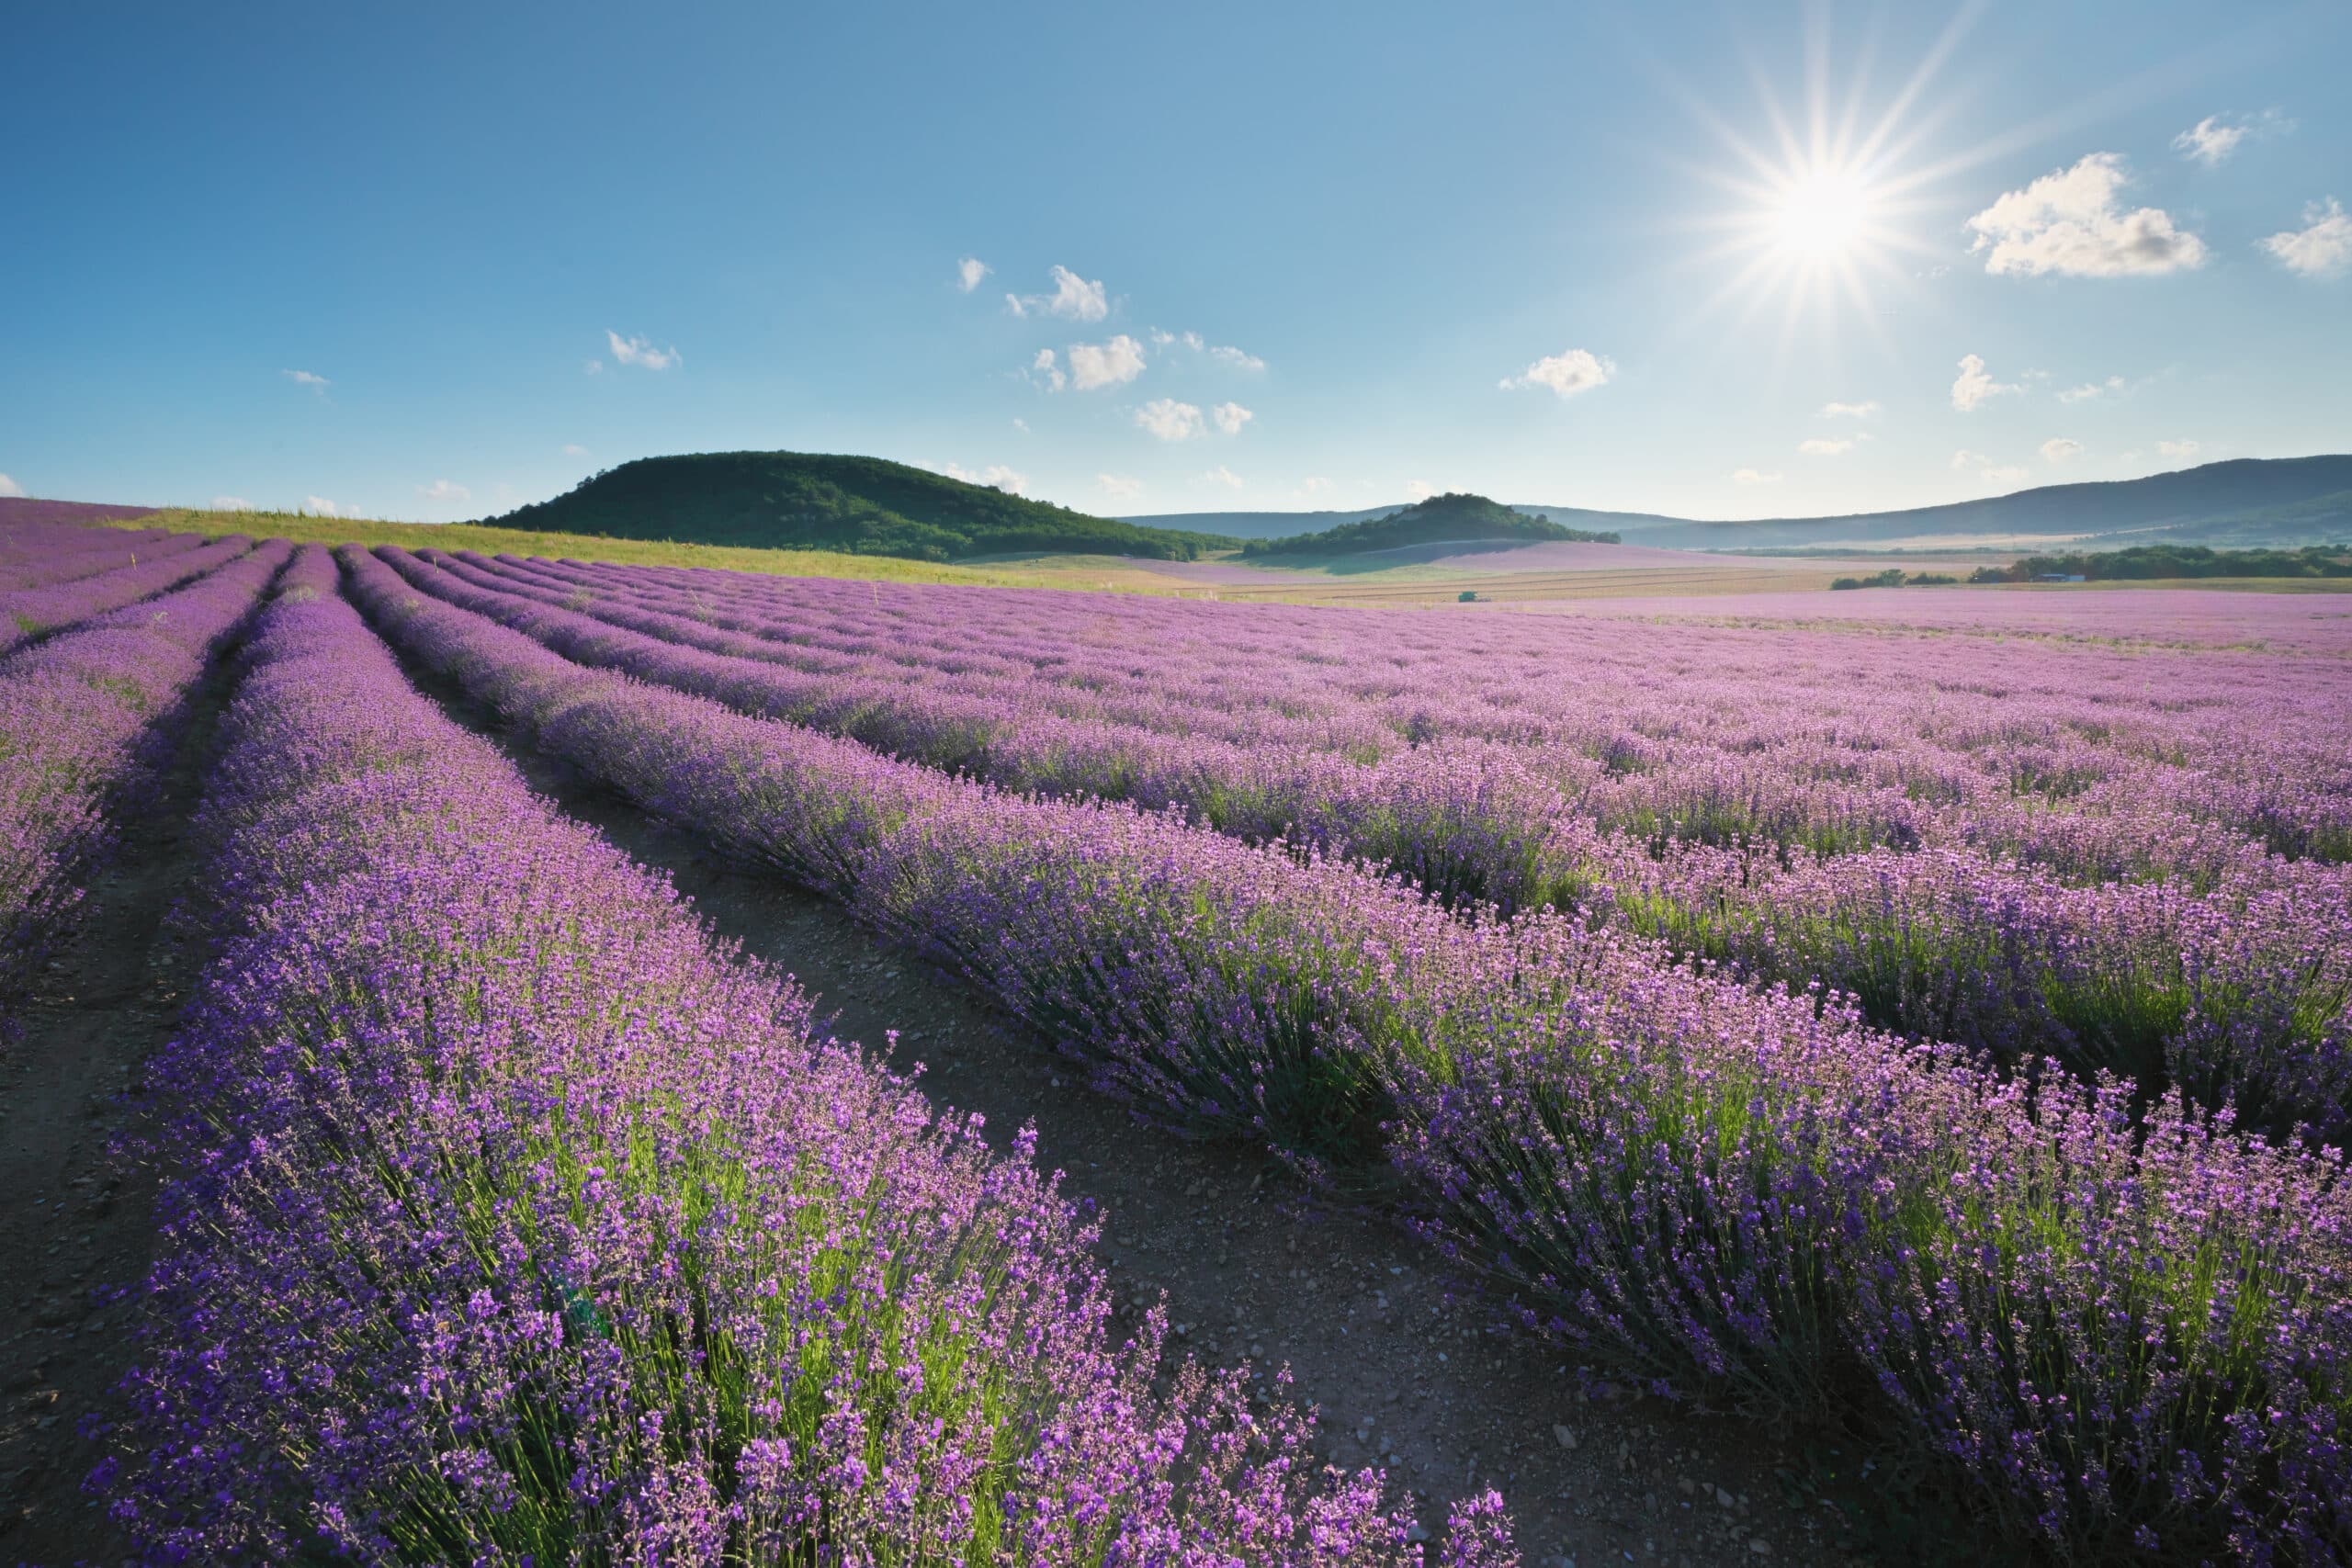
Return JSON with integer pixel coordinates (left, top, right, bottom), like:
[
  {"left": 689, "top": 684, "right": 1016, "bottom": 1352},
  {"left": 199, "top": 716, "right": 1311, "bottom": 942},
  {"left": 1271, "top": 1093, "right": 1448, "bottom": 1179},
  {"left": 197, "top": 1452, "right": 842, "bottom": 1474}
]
[{"left": 4, "top": 0, "right": 2346, "bottom": 524}]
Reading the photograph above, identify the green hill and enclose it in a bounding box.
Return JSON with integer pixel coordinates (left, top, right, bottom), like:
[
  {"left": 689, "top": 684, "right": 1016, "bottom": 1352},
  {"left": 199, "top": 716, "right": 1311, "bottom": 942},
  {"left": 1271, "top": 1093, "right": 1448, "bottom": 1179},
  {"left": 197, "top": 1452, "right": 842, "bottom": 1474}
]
[
  {"left": 485, "top": 451, "right": 1239, "bottom": 562},
  {"left": 1239, "top": 492, "right": 1619, "bottom": 558}
]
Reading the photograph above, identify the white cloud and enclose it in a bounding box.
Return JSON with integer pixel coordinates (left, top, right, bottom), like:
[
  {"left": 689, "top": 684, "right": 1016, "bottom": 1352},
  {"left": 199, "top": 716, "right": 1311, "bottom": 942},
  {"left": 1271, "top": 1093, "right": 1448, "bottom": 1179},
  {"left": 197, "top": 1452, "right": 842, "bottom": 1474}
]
[
  {"left": 1208, "top": 344, "right": 1265, "bottom": 372},
  {"left": 1096, "top": 473, "right": 1144, "bottom": 502},
  {"left": 2041, "top": 437, "right": 2084, "bottom": 463},
  {"left": 941, "top": 462, "right": 1028, "bottom": 493},
  {"left": 2261, "top": 198, "right": 2352, "bottom": 278},
  {"left": 1299, "top": 476, "right": 1335, "bottom": 496},
  {"left": 1950, "top": 449, "right": 1994, "bottom": 470},
  {"left": 1819, "top": 400, "right": 1881, "bottom": 419},
  {"left": 2157, "top": 438, "right": 2201, "bottom": 458},
  {"left": 1499, "top": 347, "right": 1614, "bottom": 398},
  {"left": 1012, "top": 417, "right": 1030, "bottom": 434},
  {"left": 0, "top": 473, "right": 23, "bottom": 498},
  {"left": 584, "top": 359, "right": 605, "bottom": 376},
  {"left": 562, "top": 443, "right": 591, "bottom": 457},
  {"left": 1149, "top": 330, "right": 1266, "bottom": 371},
  {"left": 1030, "top": 347, "right": 1067, "bottom": 392},
  {"left": 2058, "top": 376, "right": 2128, "bottom": 403},
  {"left": 606, "top": 330, "right": 681, "bottom": 370},
  {"left": 1067, "top": 334, "right": 1146, "bottom": 391},
  {"left": 1798, "top": 436, "right": 1855, "bottom": 456},
  {"left": 283, "top": 368, "right": 331, "bottom": 391},
  {"left": 956, "top": 256, "right": 990, "bottom": 292},
  {"left": 209, "top": 495, "right": 252, "bottom": 511},
  {"left": 1965, "top": 153, "right": 2206, "bottom": 277},
  {"left": 2173, "top": 116, "right": 2249, "bottom": 168},
  {"left": 1006, "top": 265, "right": 1109, "bottom": 321},
  {"left": 1405, "top": 479, "right": 1439, "bottom": 501},
  {"left": 1135, "top": 398, "right": 1205, "bottom": 441},
  {"left": 418, "top": 479, "right": 472, "bottom": 503},
  {"left": 1951, "top": 354, "right": 2021, "bottom": 412},
  {"left": 1211, "top": 400, "right": 1254, "bottom": 436},
  {"left": 302, "top": 495, "right": 339, "bottom": 515},
  {"left": 1199, "top": 465, "right": 1244, "bottom": 490},
  {"left": 1729, "top": 468, "right": 1783, "bottom": 486},
  {"left": 1982, "top": 465, "right": 2030, "bottom": 484}
]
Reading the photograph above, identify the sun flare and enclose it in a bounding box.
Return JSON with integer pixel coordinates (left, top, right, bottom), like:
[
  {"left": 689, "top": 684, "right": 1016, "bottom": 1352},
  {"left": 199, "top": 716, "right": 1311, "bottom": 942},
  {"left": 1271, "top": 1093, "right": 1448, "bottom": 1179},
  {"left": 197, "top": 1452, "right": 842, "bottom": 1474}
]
[{"left": 1771, "top": 165, "right": 1871, "bottom": 257}]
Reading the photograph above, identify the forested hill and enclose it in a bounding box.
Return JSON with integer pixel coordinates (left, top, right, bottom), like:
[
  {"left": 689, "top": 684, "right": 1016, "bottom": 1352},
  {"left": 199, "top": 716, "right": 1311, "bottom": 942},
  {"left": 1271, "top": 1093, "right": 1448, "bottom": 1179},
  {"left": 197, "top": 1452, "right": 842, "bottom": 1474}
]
[
  {"left": 1239, "top": 492, "right": 1618, "bottom": 557},
  {"left": 485, "top": 452, "right": 1239, "bottom": 562}
]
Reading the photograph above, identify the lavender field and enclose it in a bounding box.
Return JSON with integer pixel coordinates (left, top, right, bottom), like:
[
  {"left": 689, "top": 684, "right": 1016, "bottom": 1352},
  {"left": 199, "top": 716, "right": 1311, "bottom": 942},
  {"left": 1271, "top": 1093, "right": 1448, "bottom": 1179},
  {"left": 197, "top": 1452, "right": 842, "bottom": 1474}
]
[{"left": 4, "top": 521, "right": 2350, "bottom": 1564}]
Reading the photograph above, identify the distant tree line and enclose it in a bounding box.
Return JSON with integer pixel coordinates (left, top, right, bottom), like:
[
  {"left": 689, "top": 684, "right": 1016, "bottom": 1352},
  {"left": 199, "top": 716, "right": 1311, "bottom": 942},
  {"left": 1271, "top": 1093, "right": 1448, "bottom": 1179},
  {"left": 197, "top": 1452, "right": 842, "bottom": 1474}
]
[{"left": 1970, "top": 545, "right": 2352, "bottom": 582}]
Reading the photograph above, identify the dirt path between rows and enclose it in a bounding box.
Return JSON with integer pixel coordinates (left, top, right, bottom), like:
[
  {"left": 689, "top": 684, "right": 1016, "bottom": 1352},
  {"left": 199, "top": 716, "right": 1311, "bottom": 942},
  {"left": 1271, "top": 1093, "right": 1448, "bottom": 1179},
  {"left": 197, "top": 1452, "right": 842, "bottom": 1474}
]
[
  {"left": 0, "top": 688, "right": 223, "bottom": 1563},
  {"left": 393, "top": 660, "right": 1890, "bottom": 1568}
]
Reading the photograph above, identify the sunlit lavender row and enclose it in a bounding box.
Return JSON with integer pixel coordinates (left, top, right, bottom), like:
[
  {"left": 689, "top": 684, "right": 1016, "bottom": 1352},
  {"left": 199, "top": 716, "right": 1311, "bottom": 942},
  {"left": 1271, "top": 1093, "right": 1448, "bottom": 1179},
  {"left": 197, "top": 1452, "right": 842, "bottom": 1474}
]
[
  {"left": 348, "top": 545, "right": 2352, "bottom": 1562},
  {"left": 378, "top": 547, "right": 2352, "bottom": 1145}
]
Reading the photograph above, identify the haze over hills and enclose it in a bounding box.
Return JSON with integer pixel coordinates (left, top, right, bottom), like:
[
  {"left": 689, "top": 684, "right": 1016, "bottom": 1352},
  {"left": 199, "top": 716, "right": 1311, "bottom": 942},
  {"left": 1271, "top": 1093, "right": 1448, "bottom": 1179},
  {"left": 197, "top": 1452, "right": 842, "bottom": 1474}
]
[
  {"left": 1124, "top": 456, "right": 2352, "bottom": 552},
  {"left": 1238, "top": 492, "right": 1620, "bottom": 557}
]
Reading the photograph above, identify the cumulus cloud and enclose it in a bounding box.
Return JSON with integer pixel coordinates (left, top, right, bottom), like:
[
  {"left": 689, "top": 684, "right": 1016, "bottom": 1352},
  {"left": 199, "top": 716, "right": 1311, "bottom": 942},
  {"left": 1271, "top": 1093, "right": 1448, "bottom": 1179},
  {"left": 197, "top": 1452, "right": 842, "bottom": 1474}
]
[
  {"left": 2058, "top": 376, "right": 2128, "bottom": 403},
  {"left": 2261, "top": 198, "right": 2352, "bottom": 278},
  {"left": 1006, "top": 265, "right": 1109, "bottom": 322},
  {"left": 1199, "top": 465, "right": 1244, "bottom": 490},
  {"left": 0, "top": 473, "right": 24, "bottom": 498},
  {"left": 283, "top": 368, "right": 331, "bottom": 391},
  {"left": 956, "top": 256, "right": 989, "bottom": 292},
  {"left": 2158, "top": 438, "right": 2201, "bottom": 458},
  {"left": 1499, "top": 347, "right": 1614, "bottom": 398},
  {"left": 1729, "top": 468, "right": 1783, "bottom": 485},
  {"left": 302, "top": 495, "right": 339, "bottom": 515},
  {"left": 1211, "top": 400, "right": 1254, "bottom": 436},
  {"left": 1965, "top": 153, "right": 2206, "bottom": 276},
  {"left": 2041, "top": 437, "right": 2085, "bottom": 463},
  {"left": 1798, "top": 437, "right": 1855, "bottom": 456},
  {"left": 418, "top": 479, "right": 472, "bottom": 503},
  {"left": 606, "top": 331, "right": 681, "bottom": 370},
  {"left": 209, "top": 496, "right": 252, "bottom": 511},
  {"left": 2174, "top": 116, "right": 2248, "bottom": 168},
  {"left": 1951, "top": 354, "right": 2021, "bottom": 412},
  {"left": 1066, "top": 334, "right": 1146, "bottom": 391},
  {"left": 1097, "top": 473, "right": 1144, "bottom": 502},
  {"left": 1820, "top": 400, "right": 1881, "bottom": 419},
  {"left": 941, "top": 462, "right": 1028, "bottom": 493},
  {"left": 1030, "top": 347, "right": 1067, "bottom": 392},
  {"left": 1134, "top": 398, "right": 1204, "bottom": 441}
]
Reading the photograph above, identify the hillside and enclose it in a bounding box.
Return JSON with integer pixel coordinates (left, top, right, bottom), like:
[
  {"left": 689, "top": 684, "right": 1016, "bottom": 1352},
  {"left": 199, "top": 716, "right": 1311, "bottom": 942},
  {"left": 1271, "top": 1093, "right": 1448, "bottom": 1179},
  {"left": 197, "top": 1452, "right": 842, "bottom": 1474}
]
[
  {"left": 486, "top": 451, "right": 1238, "bottom": 562},
  {"left": 1125, "top": 456, "right": 2352, "bottom": 551},
  {"left": 1239, "top": 492, "right": 1619, "bottom": 558}
]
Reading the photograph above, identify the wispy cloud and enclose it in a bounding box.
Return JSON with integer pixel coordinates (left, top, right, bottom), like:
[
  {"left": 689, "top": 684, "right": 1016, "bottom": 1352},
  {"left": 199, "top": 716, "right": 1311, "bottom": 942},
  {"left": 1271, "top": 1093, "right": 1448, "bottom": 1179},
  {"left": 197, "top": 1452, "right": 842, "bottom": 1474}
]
[
  {"left": 209, "top": 495, "right": 251, "bottom": 511},
  {"left": 2157, "top": 438, "right": 2201, "bottom": 458},
  {"left": 605, "top": 331, "right": 681, "bottom": 370},
  {"left": 562, "top": 443, "right": 591, "bottom": 457},
  {"left": 2040, "top": 437, "right": 2084, "bottom": 463},
  {"left": 2057, "top": 376, "right": 2129, "bottom": 403},
  {"left": 1198, "top": 465, "right": 1244, "bottom": 490},
  {"left": 1096, "top": 473, "right": 1144, "bottom": 502},
  {"left": 1148, "top": 329, "right": 1266, "bottom": 371},
  {"left": 1981, "top": 465, "right": 2030, "bottom": 484},
  {"left": 1951, "top": 354, "right": 2021, "bottom": 412},
  {"left": 2173, "top": 110, "right": 2290, "bottom": 168},
  {"left": 1499, "top": 347, "right": 1613, "bottom": 398},
  {"left": 1729, "top": 468, "right": 1783, "bottom": 486},
  {"left": 1298, "top": 476, "right": 1335, "bottom": 497},
  {"left": 418, "top": 479, "right": 472, "bottom": 503},
  {"left": 939, "top": 461, "right": 1028, "bottom": 493},
  {"left": 302, "top": 495, "right": 339, "bottom": 515},
  {"left": 1798, "top": 436, "right": 1855, "bottom": 456},
  {"left": 0, "top": 473, "right": 24, "bottom": 499},
  {"left": 1005, "top": 265, "right": 1109, "bottom": 321},
  {"left": 1405, "top": 479, "right": 1439, "bottom": 502},
  {"left": 1950, "top": 449, "right": 1994, "bottom": 470},
  {"left": 283, "top": 368, "right": 331, "bottom": 393},
  {"left": 1029, "top": 348, "right": 1067, "bottom": 392},
  {"left": 956, "top": 255, "right": 990, "bottom": 292},
  {"left": 1819, "top": 400, "right": 1881, "bottom": 419},
  {"left": 1966, "top": 153, "right": 2206, "bottom": 276},
  {"left": 1066, "top": 334, "right": 1146, "bottom": 391},
  {"left": 1135, "top": 398, "right": 1204, "bottom": 441},
  {"left": 1211, "top": 401, "right": 1253, "bottom": 436},
  {"left": 2261, "top": 198, "right": 2352, "bottom": 278}
]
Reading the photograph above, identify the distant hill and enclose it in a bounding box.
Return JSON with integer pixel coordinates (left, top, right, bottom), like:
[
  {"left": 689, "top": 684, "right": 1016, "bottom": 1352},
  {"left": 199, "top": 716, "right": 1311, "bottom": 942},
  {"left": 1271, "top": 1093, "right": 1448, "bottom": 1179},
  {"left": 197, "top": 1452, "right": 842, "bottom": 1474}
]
[
  {"left": 486, "top": 451, "right": 1239, "bottom": 562},
  {"left": 0, "top": 497, "right": 161, "bottom": 529},
  {"left": 1240, "top": 492, "right": 1619, "bottom": 558},
  {"left": 1123, "top": 456, "right": 2352, "bottom": 552}
]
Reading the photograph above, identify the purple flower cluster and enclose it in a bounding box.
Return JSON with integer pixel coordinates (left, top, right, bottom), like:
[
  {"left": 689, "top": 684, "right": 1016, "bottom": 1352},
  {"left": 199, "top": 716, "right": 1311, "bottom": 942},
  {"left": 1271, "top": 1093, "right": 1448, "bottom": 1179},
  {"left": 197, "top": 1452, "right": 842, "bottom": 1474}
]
[
  {"left": 0, "top": 533, "right": 258, "bottom": 656},
  {"left": 377, "top": 547, "right": 2352, "bottom": 1145},
  {"left": 112, "top": 559, "right": 1516, "bottom": 1564},
  {"left": 0, "top": 537, "right": 291, "bottom": 1011},
  {"left": 0, "top": 520, "right": 202, "bottom": 593},
  {"left": 345, "top": 545, "right": 2352, "bottom": 1560}
]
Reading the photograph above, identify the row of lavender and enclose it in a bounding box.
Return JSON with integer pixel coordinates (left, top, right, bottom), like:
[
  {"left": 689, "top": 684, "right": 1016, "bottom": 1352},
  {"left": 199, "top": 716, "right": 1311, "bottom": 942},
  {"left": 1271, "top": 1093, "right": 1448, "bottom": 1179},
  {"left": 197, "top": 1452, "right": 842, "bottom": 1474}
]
[
  {"left": 347, "top": 545, "right": 2352, "bottom": 1562},
  {"left": 379, "top": 547, "right": 2352, "bottom": 1145},
  {"left": 475, "top": 547, "right": 2352, "bottom": 872},
  {"left": 107, "top": 547, "right": 1514, "bottom": 1563},
  {"left": 0, "top": 519, "right": 200, "bottom": 594},
  {"left": 0, "top": 536, "right": 285, "bottom": 1013},
  {"left": 0, "top": 532, "right": 258, "bottom": 656}
]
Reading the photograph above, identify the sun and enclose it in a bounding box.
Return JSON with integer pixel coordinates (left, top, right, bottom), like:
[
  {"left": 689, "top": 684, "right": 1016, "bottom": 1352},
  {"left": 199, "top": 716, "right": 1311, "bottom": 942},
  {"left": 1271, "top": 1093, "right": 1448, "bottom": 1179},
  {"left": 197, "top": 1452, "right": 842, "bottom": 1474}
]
[{"left": 1771, "top": 165, "right": 1871, "bottom": 258}]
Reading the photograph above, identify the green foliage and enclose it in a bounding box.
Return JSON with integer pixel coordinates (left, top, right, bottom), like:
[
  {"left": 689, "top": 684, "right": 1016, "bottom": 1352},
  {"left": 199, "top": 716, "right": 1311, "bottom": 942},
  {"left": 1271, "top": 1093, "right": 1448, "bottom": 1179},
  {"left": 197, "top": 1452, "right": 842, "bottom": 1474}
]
[
  {"left": 1239, "top": 492, "right": 1620, "bottom": 558},
  {"left": 483, "top": 451, "right": 1241, "bottom": 562},
  {"left": 1830, "top": 569, "right": 1907, "bottom": 590},
  {"left": 1985, "top": 544, "right": 2352, "bottom": 582}
]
